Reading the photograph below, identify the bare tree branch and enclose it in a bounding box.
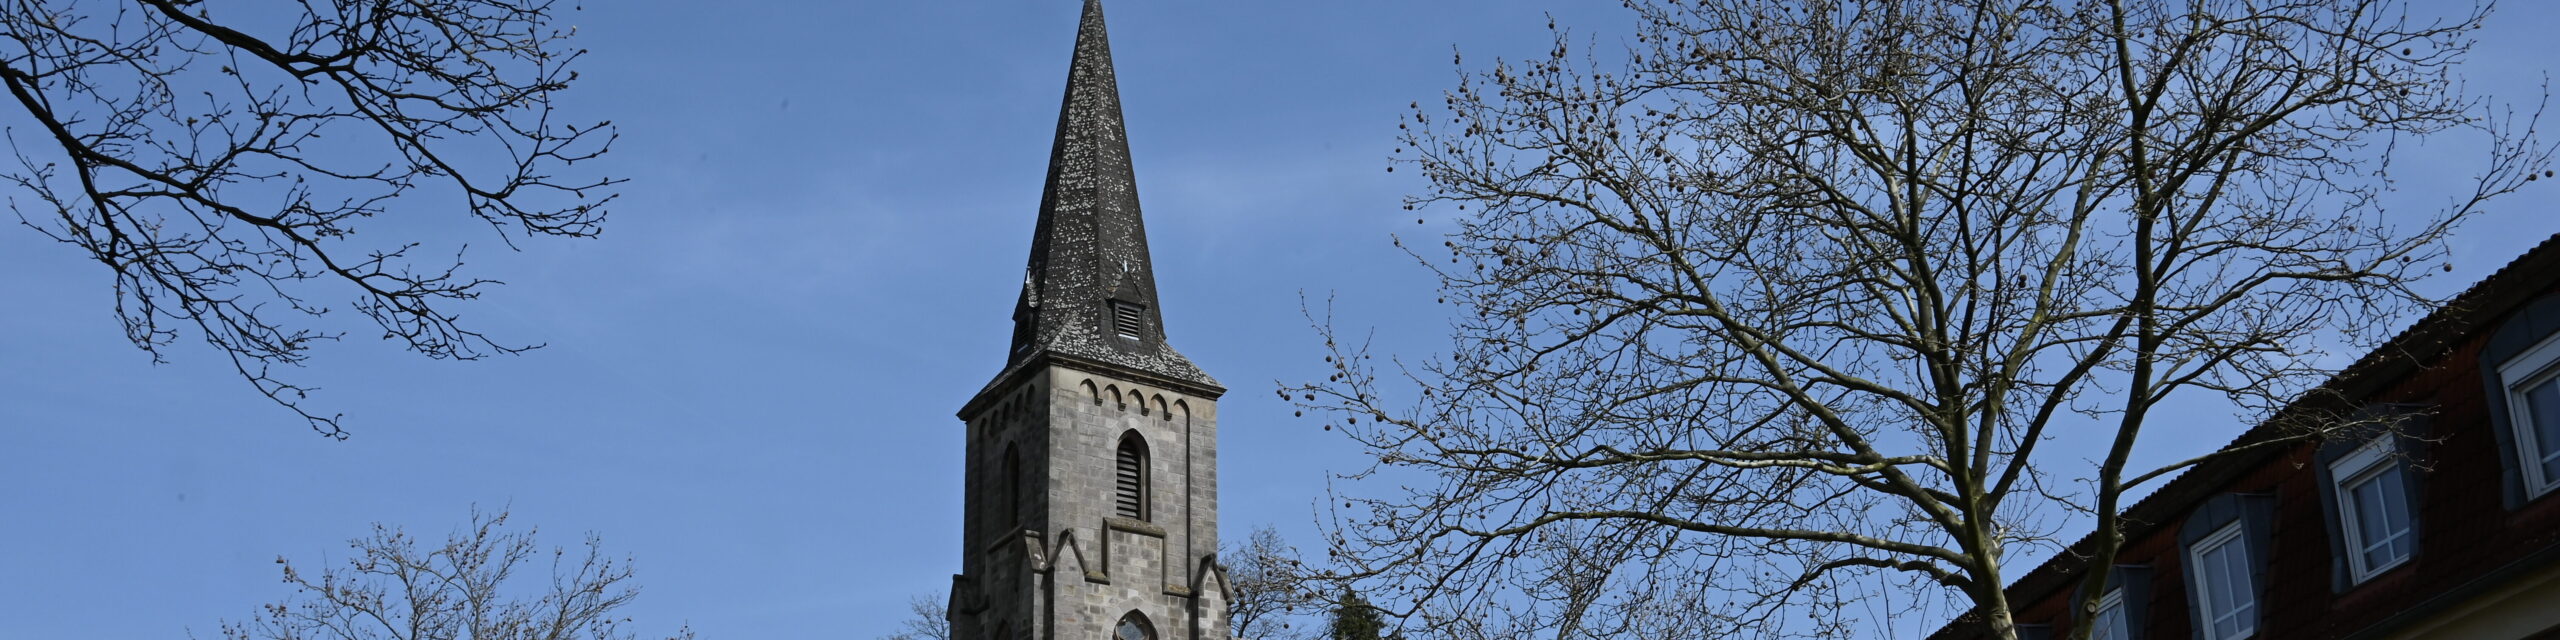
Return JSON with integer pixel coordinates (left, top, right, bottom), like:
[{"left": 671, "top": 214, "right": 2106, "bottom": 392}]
[
  {"left": 881, "top": 596, "right": 953, "bottom": 640},
  {"left": 1289, "top": 1, "right": 2552, "bottom": 638},
  {"left": 206, "top": 508, "right": 691, "bottom": 640},
  {"left": 2, "top": 0, "right": 617, "bottom": 437}
]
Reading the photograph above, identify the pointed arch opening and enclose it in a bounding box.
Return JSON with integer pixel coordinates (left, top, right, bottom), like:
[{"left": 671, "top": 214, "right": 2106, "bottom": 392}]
[
  {"left": 1114, "top": 431, "right": 1149, "bottom": 521},
  {"left": 1113, "top": 611, "right": 1155, "bottom": 640}
]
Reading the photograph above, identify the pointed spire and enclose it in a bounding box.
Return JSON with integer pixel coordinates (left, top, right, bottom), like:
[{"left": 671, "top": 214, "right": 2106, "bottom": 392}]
[{"left": 1003, "top": 0, "right": 1217, "bottom": 392}]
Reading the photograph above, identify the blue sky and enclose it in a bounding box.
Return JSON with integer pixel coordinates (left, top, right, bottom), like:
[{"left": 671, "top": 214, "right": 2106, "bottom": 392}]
[{"left": 2, "top": 1, "right": 2555, "bottom": 638}]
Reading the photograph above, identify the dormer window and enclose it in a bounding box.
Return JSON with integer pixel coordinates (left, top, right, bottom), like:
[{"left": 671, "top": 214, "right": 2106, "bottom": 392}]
[
  {"left": 2325, "top": 434, "right": 2417, "bottom": 583},
  {"left": 2092, "top": 588, "right": 2129, "bottom": 640},
  {"left": 2482, "top": 294, "right": 2560, "bottom": 508},
  {"left": 2189, "top": 523, "right": 2256, "bottom": 639},
  {"left": 2502, "top": 331, "right": 2560, "bottom": 497},
  {"left": 1112, "top": 301, "right": 1146, "bottom": 342},
  {"left": 2179, "top": 493, "right": 2271, "bottom": 640}
]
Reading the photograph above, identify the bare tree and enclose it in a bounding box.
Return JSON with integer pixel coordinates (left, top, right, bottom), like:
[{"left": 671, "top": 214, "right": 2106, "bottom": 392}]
[
  {"left": 2, "top": 0, "right": 616, "bottom": 437},
  {"left": 208, "top": 508, "right": 690, "bottom": 640},
  {"left": 1228, "top": 525, "right": 1321, "bottom": 640},
  {"left": 1292, "top": 1, "right": 2551, "bottom": 638},
  {"left": 880, "top": 596, "right": 952, "bottom": 640}
]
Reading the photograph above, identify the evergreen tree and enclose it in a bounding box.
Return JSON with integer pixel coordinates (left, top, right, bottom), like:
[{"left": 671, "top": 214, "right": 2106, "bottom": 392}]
[{"left": 1327, "top": 590, "right": 1386, "bottom": 640}]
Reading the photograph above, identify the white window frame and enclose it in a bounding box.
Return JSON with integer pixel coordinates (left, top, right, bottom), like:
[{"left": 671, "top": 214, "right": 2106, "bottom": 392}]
[
  {"left": 2329, "top": 437, "right": 2413, "bottom": 582},
  {"left": 2501, "top": 331, "right": 2560, "bottom": 498},
  {"left": 2188, "top": 523, "right": 2257, "bottom": 640},
  {"left": 2092, "top": 588, "right": 2130, "bottom": 640}
]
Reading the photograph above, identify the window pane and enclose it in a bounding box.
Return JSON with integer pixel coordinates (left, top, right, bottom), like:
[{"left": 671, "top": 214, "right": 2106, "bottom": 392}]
[
  {"left": 2375, "top": 468, "right": 2406, "bottom": 523},
  {"left": 2370, "top": 470, "right": 2412, "bottom": 568},
  {"left": 2352, "top": 476, "right": 2390, "bottom": 551},
  {"left": 2387, "top": 501, "right": 2416, "bottom": 560},
  {"left": 2529, "top": 378, "right": 2560, "bottom": 479},
  {"left": 2202, "top": 543, "right": 2236, "bottom": 623},
  {"left": 2094, "top": 598, "right": 2131, "bottom": 640},
  {"left": 2220, "top": 542, "right": 2255, "bottom": 632}
]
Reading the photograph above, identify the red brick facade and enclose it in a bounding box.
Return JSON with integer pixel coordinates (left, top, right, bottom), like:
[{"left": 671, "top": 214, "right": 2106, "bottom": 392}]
[{"left": 1944, "top": 234, "right": 2560, "bottom": 640}]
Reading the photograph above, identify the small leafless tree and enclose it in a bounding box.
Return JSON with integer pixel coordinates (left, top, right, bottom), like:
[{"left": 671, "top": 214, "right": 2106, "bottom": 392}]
[
  {"left": 1292, "top": 1, "right": 2551, "bottom": 639},
  {"left": 880, "top": 596, "right": 951, "bottom": 640},
  {"left": 2, "top": 0, "right": 616, "bottom": 437},
  {"left": 208, "top": 508, "right": 690, "bottom": 640},
  {"left": 1228, "top": 525, "right": 1321, "bottom": 640}
]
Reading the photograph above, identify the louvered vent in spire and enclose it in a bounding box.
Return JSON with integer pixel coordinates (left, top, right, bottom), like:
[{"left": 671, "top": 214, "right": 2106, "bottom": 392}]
[{"left": 1112, "top": 302, "right": 1144, "bottom": 341}]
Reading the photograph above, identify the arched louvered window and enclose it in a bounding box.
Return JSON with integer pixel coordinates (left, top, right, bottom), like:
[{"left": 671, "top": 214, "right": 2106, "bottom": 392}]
[{"left": 1114, "top": 432, "right": 1149, "bottom": 521}]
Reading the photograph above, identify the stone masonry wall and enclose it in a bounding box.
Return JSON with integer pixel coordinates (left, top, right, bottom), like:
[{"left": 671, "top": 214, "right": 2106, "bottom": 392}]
[
  {"left": 952, "top": 364, "right": 1227, "bottom": 640},
  {"left": 1036, "top": 365, "right": 1224, "bottom": 640}
]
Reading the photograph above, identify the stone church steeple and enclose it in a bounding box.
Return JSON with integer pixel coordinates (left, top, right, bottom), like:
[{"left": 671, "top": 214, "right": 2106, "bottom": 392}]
[{"left": 951, "top": 2, "right": 1230, "bottom": 639}]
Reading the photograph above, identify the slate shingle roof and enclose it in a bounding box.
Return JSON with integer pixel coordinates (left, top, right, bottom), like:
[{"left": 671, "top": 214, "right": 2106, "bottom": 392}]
[{"left": 986, "top": 0, "right": 1217, "bottom": 400}]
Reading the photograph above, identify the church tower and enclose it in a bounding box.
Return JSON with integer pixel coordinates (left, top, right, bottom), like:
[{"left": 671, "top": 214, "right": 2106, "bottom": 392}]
[{"left": 950, "top": 2, "right": 1230, "bottom": 639}]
